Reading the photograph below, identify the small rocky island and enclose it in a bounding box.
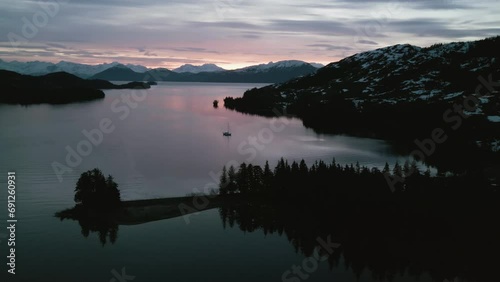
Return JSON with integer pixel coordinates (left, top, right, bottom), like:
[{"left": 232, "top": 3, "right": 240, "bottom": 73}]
[{"left": 0, "top": 70, "right": 153, "bottom": 104}]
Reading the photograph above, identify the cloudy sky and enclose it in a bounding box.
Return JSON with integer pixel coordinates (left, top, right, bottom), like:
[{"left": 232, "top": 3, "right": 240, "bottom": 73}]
[{"left": 1, "top": 0, "right": 499, "bottom": 69}]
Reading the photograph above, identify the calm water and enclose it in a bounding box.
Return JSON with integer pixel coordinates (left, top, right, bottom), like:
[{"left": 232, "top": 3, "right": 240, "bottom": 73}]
[{"left": 0, "top": 82, "right": 424, "bottom": 281}]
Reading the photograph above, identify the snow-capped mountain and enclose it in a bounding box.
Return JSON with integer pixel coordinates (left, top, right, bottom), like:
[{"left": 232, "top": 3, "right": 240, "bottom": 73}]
[
  {"left": 0, "top": 59, "right": 55, "bottom": 76},
  {"left": 237, "top": 60, "right": 317, "bottom": 72},
  {"left": 0, "top": 60, "right": 149, "bottom": 78},
  {"left": 91, "top": 60, "right": 319, "bottom": 83},
  {"left": 53, "top": 61, "right": 121, "bottom": 78},
  {"left": 171, "top": 61, "right": 322, "bottom": 73},
  {"left": 2, "top": 58, "right": 319, "bottom": 83},
  {"left": 266, "top": 37, "right": 499, "bottom": 112},
  {"left": 173, "top": 64, "right": 225, "bottom": 73},
  {"left": 309, "top": 62, "right": 325, "bottom": 69}
]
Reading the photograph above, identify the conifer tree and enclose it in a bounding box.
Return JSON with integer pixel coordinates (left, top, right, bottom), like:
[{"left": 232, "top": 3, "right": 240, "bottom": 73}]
[
  {"left": 403, "top": 160, "right": 411, "bottom": 178},
  {"left": 263, "top": 161, "right": 273, "bottom": 192},
  {"left": 219, "top": 165, "right": 228, "bottom": 195},
  {"left": 382, "top": 162, "right": 391, "bottom": 175},
  {"left": 227, "top": 165, "right": 237, "bottom": 194},
  {"left": 393, "top": 161, "right": 403, "bottom": 178}
]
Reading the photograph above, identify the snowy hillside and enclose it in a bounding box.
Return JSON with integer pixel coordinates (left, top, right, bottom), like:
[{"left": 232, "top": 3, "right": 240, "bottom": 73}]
[{"left": 268, "top": 37, "right": 499, "bottom": 116}]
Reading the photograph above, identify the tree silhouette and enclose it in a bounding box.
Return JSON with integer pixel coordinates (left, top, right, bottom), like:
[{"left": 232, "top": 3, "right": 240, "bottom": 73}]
[
  {"left": 237, "top": 163, "right": 249, "bottom": 194},
  {"left": 383, "top": 162, "right": 391, "bottom": 174},
  {"left": 403, "top": 160, "right": 412, "bottom": 178},
  {"left": 393, "top": 161, "right": 403, "bottom": 178},
  {"left": 263, "top": 161, "right": 274, "bottom": 192},
  {"left": 74, "top": 168, "right": 121, "bottom": 209},
  {"left": 227, "top": 165, "right": 237, "bottom": 194},
  {"left": 219, "top": 166, "right": 228, "bottom": 195}
]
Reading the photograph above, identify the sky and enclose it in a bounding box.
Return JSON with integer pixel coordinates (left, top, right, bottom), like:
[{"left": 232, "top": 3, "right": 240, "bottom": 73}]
[{"left": 0, "top": 0, "right": 499, "bottom": 70}]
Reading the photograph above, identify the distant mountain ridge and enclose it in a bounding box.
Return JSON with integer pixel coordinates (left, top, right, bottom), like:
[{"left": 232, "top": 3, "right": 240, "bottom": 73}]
[
  {"left": 0, "top": 59, "right": 323, "bottom": 83},
  {"left": 237, "top": 60, "right": 320, "bottom": 72},
  {"left": 89, "top": 60, "right": 321, "bottom": 83},
  {"left": 87, "top": 64, "right": 149, "bottom": 81},
  {"left": 0, "top": 59, "right": 148, "bottom": 78},
  {"left": 173, "top": 63, "right": 226, "bottom": 73}
]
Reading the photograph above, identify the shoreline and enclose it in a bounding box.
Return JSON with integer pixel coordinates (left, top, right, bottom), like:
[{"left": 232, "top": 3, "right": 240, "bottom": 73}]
[{"left": 55, "top": 195, "right": 237, "bottom": 226}]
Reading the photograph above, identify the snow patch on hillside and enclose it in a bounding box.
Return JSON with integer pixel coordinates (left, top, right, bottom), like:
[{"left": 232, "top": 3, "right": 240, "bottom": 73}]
[{"left": 488, "top": 116, "right": 500, "bottom": 122}]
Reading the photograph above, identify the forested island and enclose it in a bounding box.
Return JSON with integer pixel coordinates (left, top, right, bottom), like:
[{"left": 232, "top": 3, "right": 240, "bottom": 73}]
[{"left": 0, "top": 70, "right": 152, "bottom": 104}]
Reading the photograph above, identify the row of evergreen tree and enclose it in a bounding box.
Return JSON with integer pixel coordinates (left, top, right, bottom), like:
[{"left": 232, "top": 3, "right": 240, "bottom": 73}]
[
  {"left": 219, "top": 158, "right": 420, "bottom": 196},
  {"left": 218, "top": 158, "right": 494, "bottom": 200}
]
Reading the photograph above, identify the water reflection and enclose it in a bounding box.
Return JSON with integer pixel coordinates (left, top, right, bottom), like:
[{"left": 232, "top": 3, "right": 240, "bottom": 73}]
[
  {"left": 55, "top": 195, "right": 499, "bottom": 281},
  {"left": 78, "top": 216, "right": 119, "bottom": 246},
  {"left": 57, "top": 210, "right": 119, "bottom": 246},
  {"left": 218, "top": 201, "right": 499, "bottom": 282}
]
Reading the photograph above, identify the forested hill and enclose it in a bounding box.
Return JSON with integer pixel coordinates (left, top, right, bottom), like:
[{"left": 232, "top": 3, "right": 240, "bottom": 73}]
[
  {"left": 224, "top": 36, "right": 500, "bottom": 171},
  {"left": 0, "top": 70, "right": 151, "bottom": 104}
]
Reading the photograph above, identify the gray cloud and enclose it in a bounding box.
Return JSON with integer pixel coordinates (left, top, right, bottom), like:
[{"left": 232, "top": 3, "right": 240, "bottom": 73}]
[
  {"left": 307, "top": 44, "right": 352, "bottom": 51},
  {"left": 242, "top": 34, "right": 260, "bottom": 39},
  {"left": 187, "top": 21, "right": 259, "bottom": 30},
  {"left": 319, "top": 0, "right": 474, "bottom": 10},
  {"left": 357, "top": 40, "right": 378, "bottom": 45},
  {"left": 409, "top": 1, "right": 474, "bottom": 10},
  {"left": 266, "top": 19, "right": 356, "bottom": 36},
  {"left": 354, "top": 17, "right": 500, "bottom": 39},
  {"left": 168, "top": 47, "right": 220, "bottom": 54}
]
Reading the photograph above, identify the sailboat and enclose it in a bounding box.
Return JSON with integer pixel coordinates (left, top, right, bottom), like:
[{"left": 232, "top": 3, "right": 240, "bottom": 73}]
[{"left": 223, "top": 123, "right": 231, "bottom": 137}]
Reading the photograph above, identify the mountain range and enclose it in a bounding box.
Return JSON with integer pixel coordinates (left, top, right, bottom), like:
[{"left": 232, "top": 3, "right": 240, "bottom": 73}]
[
  {"left": 0, "top": 60, "right": 149, "bottom": 78},
  {"left": 90, "top": 60, "right": 321, "bottom": 83},
  {"left": 0, "top": 59, "right": 323, "bottom": 83}
]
